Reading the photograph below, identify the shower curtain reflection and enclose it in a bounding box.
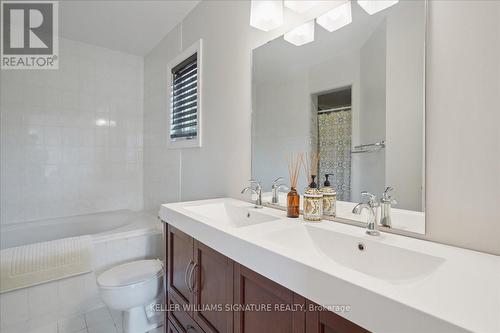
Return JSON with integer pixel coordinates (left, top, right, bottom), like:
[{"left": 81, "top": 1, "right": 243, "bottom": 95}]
[{"left": 317, "top": 109, "right": 352, "bottom": 201}]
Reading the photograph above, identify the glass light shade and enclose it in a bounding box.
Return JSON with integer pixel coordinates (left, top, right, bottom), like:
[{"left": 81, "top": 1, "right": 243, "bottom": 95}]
[
  {"left": 284, "top": 20, "right": 315, "bottom": 46},
  {"left": 316, "top": 1, "right": 352, "bottom": 32},
  {"left": 284, "top": 1, "right": 317, "bottom": 14},
  {"left": 250, "top": 0, "right": 284, "bottom": 31},
  {"left": 357, "top": 0, "right": 399, "bottom": 15}
]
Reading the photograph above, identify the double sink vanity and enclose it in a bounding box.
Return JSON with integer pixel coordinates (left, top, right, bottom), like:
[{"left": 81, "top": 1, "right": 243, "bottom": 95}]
[{"left": 159, "top": 198, "right": 500, "bottom": 333}]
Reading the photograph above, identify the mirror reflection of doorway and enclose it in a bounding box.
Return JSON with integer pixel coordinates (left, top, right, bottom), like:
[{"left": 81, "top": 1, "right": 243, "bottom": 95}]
[{"left": 314, "top": 87, "right": 352, "bottom": 201}]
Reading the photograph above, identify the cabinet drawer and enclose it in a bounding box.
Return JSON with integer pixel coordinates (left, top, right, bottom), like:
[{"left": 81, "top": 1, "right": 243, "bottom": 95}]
[{"left": 168, "top": 292, "right": 207, "bottom": 333}]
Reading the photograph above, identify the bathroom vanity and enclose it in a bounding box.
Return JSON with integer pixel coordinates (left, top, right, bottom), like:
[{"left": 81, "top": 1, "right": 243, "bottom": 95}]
[
  {"left": 160, "top": 198, "right": 500, "bottom": 333},
  {"left": 164, "top": 224, "right": 367, "bottom": 333}
]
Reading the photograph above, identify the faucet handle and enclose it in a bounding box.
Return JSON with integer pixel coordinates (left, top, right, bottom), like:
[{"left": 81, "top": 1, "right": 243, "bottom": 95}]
[
  {"left": 383, "top": 186, "right": 393, "bottom": 198},
  {"left": 272, "top": 177, "right": 284, "bottom": 185},
  {"left": 361, "top": 191, "right": 378, "bottom": 206},
  {"left": 249, "top": 179, "right": 262, "bottom": 190},
  {"left": 382, "top": 187, "right": 397, "bottom": 204}
]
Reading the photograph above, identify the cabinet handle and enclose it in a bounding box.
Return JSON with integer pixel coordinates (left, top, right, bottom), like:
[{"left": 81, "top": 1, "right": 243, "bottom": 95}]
[
  {"left": 184, "top": 260, "right": 193, "bottom": 293},
  {"left": 189, "top": 262, "right": 198, "bottom": 293},
  {"left": 186, "top": 325, "right": 197, "bottom": 333}
]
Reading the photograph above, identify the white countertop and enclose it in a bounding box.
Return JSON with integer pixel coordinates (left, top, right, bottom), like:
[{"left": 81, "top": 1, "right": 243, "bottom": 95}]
[{"left": 160, "top": 198, "right": 500, "bottom": 333}]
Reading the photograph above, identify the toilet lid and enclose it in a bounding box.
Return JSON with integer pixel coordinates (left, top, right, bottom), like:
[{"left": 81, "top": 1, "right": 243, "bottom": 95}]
[{"left": 98, "top": 259, "right": 163, "bottom": 288}]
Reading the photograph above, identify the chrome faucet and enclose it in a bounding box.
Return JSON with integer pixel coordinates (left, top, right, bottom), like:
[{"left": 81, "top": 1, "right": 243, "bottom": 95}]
[
  {"left": 271, "top": 177, "right": 289, "bottom": 204},
  {"left": 380, "top": 187, "right": 397, "bottom": 228},
  {"left": 352, "top": 191, "right": 380, "bottom": 236},
  {"left": 241, "top": 180, "right": 263, "bottom": 209}
]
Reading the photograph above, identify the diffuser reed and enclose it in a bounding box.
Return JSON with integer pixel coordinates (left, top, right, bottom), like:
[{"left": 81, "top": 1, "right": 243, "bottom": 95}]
[
  {"left": 301, "top": 152, "right": 320, "bottom": 186},
  {"left": 285, "top": 153, "right": 302, "bottom": 218}
]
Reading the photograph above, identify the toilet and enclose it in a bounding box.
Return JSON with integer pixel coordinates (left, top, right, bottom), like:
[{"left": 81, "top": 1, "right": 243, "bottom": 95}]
[{"left": 97, "top": 259, "right": 164, "bottom": 333}]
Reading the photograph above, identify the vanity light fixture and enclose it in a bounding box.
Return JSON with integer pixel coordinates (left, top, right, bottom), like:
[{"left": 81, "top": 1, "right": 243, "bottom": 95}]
[
  {"left": 95, "top": 118, "right": 109, "bottom": 127},
  {"left": 316, "top": 1, "right": 352, "bottom": 32},
  {"left": 357, "top": 0, "right": 399, "bottom": 15},
  {"left": 284, "top": 20, "right": 315, "bottom": 46},
  {"left": 250, "top": 0, "right": 284, "bottom": 31},
  {"left": 283, "top": 0, "right": 317, "bottom": 14}
]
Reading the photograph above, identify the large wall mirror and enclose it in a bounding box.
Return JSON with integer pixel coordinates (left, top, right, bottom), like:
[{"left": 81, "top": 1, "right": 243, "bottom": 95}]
[{"left": 251, "top": 0, "right": 426, "bottom": 234}]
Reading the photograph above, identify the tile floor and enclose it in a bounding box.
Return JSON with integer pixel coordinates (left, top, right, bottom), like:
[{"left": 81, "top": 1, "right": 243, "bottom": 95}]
[{"left": 1, "top": 306, "right": 163, "bottom": 333}]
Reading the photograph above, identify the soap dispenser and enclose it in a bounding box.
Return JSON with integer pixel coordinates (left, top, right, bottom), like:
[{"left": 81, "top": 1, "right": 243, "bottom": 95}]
[
  {"left": 303, "top": 175, "right": 323, "bottom": 222},
  {"left": 321, "top": 174, "right": 336, "bottom": 217}
]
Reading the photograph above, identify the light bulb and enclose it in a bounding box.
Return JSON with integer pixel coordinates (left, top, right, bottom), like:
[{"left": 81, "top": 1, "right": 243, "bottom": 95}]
[
  {"left": 284, "top": 20, "right": 315, "bottom": 46},
  {"left": 316, "top": 1, "right": 352, "bottom": 32},
  {"left": 357, "top": 0, "right": 399, "bottom": 15},
  {"left": 250, "top": 0, "right": 284, "bottom": 31},
  {"left": 284, "top": 1, "right": 317, "bottom": 14}
]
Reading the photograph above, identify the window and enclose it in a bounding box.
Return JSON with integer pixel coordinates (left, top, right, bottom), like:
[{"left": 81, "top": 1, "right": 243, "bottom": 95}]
[{"left": 167, "top": 40, "right": 202, "bottom": 148}]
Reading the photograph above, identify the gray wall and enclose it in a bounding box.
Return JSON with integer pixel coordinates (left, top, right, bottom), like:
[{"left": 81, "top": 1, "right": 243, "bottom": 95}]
[
  {"left": 143, "top": 1, "right": 500, "bottom": 255},
  {"left": 358, "top": 21, "right": 387, "bottom": 202},
  {"left": 385, "top": 0, "right": 425, "bottom": 212}
]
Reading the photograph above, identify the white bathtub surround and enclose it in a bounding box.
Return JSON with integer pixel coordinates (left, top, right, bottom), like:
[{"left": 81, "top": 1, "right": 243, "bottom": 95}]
[
  {"left": 0, "top": 210, "right": 158, "bottom": 250},
  {"left": 160, "top": 198, "right": 500, "bottom": 333},
  {"left": 0, "top": 37, "right": 144, "bottom": 225},
  {"left": 0, "top": 211, "right": 163, "bottom": 332},
  {"left": 0, "top": 236, "right": 93, "bottom": 293}
]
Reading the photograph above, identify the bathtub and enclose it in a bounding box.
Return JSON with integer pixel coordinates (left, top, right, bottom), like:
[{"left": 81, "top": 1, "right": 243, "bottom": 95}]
[
  {"left": 0, "top": 210, "right": 164, "bottom": 331},
  {"left": 0, "top": 209, "right": 161, "bottom": 250}
]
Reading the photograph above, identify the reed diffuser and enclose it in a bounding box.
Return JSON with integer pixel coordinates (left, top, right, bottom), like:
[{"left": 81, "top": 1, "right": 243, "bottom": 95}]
[
  {"left": 302, "top": 152, "right": 323, "bottom": 222},
  {"left": 285, "top": 153, "right": 302, "bottom": 218}
]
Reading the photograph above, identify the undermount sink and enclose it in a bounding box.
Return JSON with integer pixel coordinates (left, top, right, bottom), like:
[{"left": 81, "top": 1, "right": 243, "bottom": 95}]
[
  {"left": 183, "top": 202, "right": 279, "bottom": 228},
  {"left": 264, "top": 225, "right": 444, "bottom": 281}
]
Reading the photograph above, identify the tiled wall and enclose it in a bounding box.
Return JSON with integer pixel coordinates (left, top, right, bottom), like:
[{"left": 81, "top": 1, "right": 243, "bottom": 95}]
[{"left": 0, "top": 38, "right": 144, "bottom": 224}]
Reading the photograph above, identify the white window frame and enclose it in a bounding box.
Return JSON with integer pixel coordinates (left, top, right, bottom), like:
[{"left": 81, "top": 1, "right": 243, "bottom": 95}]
[{"left": 166, "top": 39, "right": 202, "bottom": 149}]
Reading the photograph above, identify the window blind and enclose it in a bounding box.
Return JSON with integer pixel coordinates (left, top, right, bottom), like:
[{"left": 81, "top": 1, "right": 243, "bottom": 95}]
[{"left": 170, "top": 53, "right": 198, "bottom": 140}]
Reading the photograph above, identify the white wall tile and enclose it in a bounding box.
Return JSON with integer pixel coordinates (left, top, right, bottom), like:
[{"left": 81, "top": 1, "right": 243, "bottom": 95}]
[
  {"left": 58, "top": 314, "right": 86, "bottom": 333},
  {"left": 84, "top": 307, "right": 112, "bottom": 328},
  {"left": 0, "top": 289, "right": 29, "bottom": 328},
  {"left": 1, "top": 321, "right": 30, "bottom": 333},
  {"left": 57, "top": 273, "right": 96, "bottom": 316},
  {"left": 27, "top": 281, "right": 58, "bottom": 317},
  {"left": 28, "top": 321, "right": 58, "bottom": 333},
  {"left": 87, "top": 321, "right": 117, "bottom": 333},
  {"left": 1, "top": 38, "right": 144, "bottom": 225}
]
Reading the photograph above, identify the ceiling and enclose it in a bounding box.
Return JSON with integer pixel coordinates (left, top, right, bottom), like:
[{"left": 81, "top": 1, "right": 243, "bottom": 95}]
[{"left": 59, "top": 1, "right": 200, "bottom": 56}]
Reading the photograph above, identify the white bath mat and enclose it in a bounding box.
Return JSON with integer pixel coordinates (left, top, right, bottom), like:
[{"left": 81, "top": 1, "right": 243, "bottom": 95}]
[{"left": 0, "top": 235, "right": 93, "bottom": 293}]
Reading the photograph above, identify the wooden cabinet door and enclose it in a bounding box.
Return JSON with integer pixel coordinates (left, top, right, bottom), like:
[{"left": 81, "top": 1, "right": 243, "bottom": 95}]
[
  {"left": 305, "top": 300, "right": 370, "bottom": 333},
  {"left": 234, "top": 264, "right": 305, "bottom": 333},
  {"left": 192, "top": 241, "right": 233, "bottom": 333},
  {"left": 168, "top": 225, "right": 194, "bottom": 308}
]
